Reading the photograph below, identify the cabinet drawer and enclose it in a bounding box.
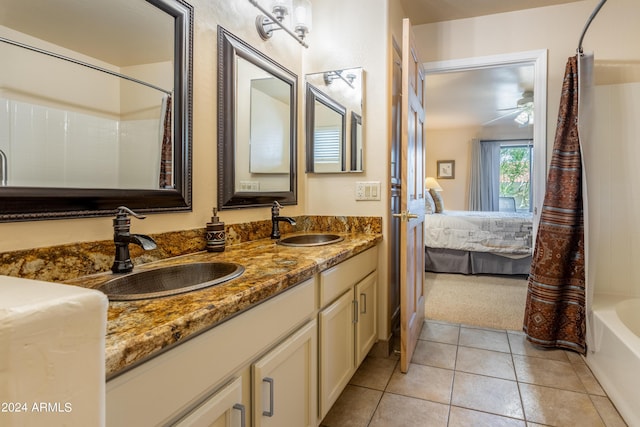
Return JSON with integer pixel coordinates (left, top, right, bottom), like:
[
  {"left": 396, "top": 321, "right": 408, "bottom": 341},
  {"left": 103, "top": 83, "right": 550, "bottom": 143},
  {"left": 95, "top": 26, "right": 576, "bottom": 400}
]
[{"left": 320, "top": 247, "right": 378, "bottom": 307}]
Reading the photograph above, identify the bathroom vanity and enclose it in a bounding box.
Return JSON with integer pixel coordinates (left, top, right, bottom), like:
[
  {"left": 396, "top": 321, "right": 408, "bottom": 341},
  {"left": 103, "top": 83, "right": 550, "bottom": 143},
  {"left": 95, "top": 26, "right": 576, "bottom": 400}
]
[{"left": 73, "top": 232, "right": 381, "bottom": 426}]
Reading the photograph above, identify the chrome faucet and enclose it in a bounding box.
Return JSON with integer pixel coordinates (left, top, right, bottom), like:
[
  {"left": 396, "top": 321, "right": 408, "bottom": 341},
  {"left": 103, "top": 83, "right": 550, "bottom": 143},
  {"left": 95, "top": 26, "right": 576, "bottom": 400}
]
[
  {"left": 271, "top": 201, "right": 296, "bottom": 239},
  {"left": 111, "top": 206, "right": 157, "bottom": 273}
]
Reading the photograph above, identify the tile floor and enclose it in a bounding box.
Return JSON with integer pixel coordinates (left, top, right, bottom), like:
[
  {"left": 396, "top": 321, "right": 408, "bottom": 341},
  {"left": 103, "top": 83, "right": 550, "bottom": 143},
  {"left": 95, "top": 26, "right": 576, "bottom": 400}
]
[{"left": 320, "top": 320, "right": 627, "bottom": 427}]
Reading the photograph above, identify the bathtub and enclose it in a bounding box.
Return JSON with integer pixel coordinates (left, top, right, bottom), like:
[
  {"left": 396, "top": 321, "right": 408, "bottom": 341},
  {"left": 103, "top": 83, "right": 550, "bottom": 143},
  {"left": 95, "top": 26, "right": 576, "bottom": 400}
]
[{"left": 586, "top": 295, "right": 640, "bottom": 427}]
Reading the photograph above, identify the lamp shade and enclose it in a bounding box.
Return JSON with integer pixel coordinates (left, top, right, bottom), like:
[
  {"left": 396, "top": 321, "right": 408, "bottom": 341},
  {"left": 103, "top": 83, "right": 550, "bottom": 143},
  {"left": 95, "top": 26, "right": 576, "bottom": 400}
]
[
  {"left": 272, "top": 0, "right": 292, "bottom": 15},
  {"left": 293, "top": 0, "right": 312, "bottom": 33},
  {"left": 425, "top": 176, "right": 443, "bottom": 191}
]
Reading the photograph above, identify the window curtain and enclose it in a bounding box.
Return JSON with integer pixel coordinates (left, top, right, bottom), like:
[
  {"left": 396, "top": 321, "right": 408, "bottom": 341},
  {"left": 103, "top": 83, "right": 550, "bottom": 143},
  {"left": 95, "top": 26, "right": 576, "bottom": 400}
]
[
  {"left": 468, "top": 139, "right": 501, "bottom": 211},
  {"left": 523, "top": 55, "right": 587, "bottom": 354}
]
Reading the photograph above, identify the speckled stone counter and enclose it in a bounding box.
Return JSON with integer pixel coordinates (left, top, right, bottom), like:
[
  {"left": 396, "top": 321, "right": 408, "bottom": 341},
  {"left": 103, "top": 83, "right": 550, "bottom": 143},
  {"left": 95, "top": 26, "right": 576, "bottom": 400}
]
[
  {"left": 65, "top": 231, "right": 382, "bottom": 379},
  {"left": 0, "top": 215, "right": 381, "bottom": 282}
]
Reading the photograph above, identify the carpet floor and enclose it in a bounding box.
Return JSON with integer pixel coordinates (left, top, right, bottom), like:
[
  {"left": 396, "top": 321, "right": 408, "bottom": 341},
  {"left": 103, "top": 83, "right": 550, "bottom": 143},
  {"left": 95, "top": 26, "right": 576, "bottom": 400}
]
[{"left": 424, "top": 272, "right": 528, "bottom": 331}]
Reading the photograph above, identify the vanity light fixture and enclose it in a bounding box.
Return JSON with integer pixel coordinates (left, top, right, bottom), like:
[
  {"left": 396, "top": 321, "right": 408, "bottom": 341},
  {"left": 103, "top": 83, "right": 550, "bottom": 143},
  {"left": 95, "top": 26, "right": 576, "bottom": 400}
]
[
  {"left": 323, "top": 70, "right": 356, "bottom": 88},
  {"left": 249, "top": 0, "right": 311, "bottom": 48}
]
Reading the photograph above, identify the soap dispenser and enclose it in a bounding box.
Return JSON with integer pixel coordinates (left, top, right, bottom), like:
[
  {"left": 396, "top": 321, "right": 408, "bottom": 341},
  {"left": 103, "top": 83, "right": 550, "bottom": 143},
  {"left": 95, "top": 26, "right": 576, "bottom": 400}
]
[{"left": 206, "top": 208, "right": 226, "bottom": 252}]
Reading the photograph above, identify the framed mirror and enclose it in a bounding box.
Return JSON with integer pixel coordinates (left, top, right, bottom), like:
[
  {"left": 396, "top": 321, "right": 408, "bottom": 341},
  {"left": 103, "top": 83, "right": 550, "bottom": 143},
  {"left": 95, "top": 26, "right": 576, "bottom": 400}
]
[
  {"left": 0, "top": 0, "right": 193, "bottom": 222},
  {"left": 305, "top": 67, "right": 364, "bottom": 173},
  {"left": 217, "top": 27, "right": 297, "bottom": 209}
]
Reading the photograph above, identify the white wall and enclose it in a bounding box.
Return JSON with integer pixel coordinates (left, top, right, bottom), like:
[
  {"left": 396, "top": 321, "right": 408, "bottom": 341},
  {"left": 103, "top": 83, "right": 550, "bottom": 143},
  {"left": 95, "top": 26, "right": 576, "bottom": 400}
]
[
  {"left": 425, "top": 127, "right": 478, "bottom": 210},
  {"left": 304, "top": 0, "right": 391, "bottom": 341}
]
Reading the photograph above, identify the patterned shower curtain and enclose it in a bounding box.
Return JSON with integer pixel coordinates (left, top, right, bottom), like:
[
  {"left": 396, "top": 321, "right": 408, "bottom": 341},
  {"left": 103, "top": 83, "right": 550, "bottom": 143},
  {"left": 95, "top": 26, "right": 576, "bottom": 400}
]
[
  {"left": 159, "top": 94, "right": 173, "bottom": 188},
  {"left": 523, "top": 55, "right": 586, "bottom": 354}
]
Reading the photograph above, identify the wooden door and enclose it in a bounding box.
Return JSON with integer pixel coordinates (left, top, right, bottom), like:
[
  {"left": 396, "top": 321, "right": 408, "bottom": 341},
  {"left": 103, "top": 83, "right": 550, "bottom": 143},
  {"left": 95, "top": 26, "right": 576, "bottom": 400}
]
[{"left": 397, "top": 18, "right": 426, "bottom": 373}]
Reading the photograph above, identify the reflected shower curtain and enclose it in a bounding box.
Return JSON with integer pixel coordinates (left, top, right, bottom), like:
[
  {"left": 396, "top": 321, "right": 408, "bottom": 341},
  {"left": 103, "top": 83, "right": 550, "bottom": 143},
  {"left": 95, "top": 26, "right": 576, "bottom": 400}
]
[
  {"left": 159, "top": 94, "right": 172, "bottom": 188},
  {"left": 523, "top": 55, "right": 587, "bottom": 354}
]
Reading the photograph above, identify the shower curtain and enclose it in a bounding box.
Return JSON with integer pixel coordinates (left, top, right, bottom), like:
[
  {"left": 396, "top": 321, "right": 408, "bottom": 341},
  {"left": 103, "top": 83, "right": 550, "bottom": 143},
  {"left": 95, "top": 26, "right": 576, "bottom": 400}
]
[{"left": 523, "top": 55, "right": 589, "bottom": 354}]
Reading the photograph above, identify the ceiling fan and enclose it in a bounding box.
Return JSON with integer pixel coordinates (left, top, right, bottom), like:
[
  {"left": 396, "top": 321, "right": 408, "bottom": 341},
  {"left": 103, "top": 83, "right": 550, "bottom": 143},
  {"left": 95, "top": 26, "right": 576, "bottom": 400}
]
[{"left": 483, "top": 90, "right": 534, "bottom": 126}]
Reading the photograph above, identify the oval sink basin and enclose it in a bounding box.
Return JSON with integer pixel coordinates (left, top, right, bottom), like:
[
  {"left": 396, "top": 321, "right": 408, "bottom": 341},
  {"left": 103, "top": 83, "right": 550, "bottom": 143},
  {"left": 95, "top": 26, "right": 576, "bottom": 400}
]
[
  {"left": 278, "top": 234, "right": 344, "bottom": 247},
  {"left": 96, "top": 262, "right": 245, "bottom": 301}
]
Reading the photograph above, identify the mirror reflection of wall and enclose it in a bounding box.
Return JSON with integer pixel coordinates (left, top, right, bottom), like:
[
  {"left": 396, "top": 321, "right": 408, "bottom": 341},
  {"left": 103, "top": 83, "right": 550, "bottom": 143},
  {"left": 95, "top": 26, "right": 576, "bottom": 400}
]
[
  {"left": 305, "top": 67, "right": 364, "bottom": 173},
  {"left": 0, "top": 0, "right": 175, "bottom": 190},
  {"left": 235, "top": 58, "right": 291, "bottom": 192},
  {"left": 351, "top": 112, "right": 363, "bottom": 171}
]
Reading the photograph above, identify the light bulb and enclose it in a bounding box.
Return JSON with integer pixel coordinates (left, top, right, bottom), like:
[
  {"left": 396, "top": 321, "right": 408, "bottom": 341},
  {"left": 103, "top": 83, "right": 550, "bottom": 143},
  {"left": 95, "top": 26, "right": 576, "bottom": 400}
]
[{"left": 293, "top": 0, "right": 312, "bottom": 37}]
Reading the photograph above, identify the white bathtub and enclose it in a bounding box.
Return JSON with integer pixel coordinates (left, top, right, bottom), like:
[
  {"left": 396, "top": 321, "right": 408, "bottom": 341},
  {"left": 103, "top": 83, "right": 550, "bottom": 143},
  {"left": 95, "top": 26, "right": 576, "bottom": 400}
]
[{"left": 586, "top": 295, "right": 640, "bottom": 427}]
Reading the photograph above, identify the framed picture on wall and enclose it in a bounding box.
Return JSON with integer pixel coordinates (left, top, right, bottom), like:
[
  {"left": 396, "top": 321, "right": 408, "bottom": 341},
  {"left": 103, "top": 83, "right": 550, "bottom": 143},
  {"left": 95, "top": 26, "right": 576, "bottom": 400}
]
[{"left": 437, "top": 160, "right": 455, "bottom": 179}]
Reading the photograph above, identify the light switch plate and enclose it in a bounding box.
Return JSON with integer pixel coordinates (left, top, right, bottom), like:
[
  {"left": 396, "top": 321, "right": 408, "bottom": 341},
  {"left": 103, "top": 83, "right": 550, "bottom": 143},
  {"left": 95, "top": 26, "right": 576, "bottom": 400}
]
[{"left": 355, "top": 181, "right": 381, "bottom": 201}]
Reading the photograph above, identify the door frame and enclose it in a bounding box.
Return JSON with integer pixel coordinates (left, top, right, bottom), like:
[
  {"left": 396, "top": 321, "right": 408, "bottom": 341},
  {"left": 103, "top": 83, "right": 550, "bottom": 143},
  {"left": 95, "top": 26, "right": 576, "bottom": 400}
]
[{"left": 423, "top": 49, "right": 547, "bottom": 240}]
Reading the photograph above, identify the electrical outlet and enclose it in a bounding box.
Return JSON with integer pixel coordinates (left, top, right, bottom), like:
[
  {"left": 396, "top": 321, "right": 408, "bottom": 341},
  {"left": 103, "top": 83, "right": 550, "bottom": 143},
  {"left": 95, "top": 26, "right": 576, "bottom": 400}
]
[
  {"left": 239, "top": 181, "right": 260, "bottom": 191},
  {"left": 355, "top": 181, "right": 381, "bottom": 201}
]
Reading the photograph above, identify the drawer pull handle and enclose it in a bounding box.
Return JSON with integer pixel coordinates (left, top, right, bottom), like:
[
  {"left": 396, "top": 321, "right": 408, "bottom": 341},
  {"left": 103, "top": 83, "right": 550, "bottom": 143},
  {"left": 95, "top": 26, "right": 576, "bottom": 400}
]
[
  {"left": 233, "top": 403, "right": 246, "bottom": 427},
  {"left": 353, "top": 300, "right": 359, "bottom": 324},
  {"left": 360, "top": 293, "right": 367, "bottom": 314},
  {"left": 263, "top": 377, "right": 274, "bottom": 417}
]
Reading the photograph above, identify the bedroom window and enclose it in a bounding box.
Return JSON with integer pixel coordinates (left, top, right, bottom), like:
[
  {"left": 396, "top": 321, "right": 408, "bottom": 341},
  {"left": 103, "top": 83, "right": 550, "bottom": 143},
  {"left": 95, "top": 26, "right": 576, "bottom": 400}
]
[{"left": 500, "top": 144, "right": 532, "bottom": 212}]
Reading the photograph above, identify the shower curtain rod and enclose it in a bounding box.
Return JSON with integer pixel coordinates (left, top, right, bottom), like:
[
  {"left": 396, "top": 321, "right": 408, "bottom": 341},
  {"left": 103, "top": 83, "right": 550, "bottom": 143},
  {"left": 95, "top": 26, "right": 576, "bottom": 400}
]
[
  {"left": 577, "top": 0, "right": 607, "bottom": 54},
  {"left": 0, "top": 36, "right": 172, "bottom": 96}
]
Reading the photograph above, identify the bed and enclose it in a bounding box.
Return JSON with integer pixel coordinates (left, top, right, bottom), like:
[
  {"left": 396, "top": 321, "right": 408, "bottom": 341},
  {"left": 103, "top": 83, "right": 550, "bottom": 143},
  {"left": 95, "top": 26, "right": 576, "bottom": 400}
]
[{"left": 424, "top": 210, "right": 533, "bottom": 275}]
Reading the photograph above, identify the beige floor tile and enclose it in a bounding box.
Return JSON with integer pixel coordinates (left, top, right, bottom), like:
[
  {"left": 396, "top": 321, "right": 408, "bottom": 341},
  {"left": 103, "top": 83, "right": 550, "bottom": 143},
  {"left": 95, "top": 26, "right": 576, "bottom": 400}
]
[
  {"left": 565, "top": 349, "right": 586, "bottom": 364},
  {"left": 520, "top": 383, "right": 605, "bottom": 427},
  {"left": 589, "top": 395, "right": 628, "bottom": 427},
  {"left": 451, "top": 371, "right": 523, "bottom": 419},
  {"left": 460, "top": 327, "right": 510, "bottom": 353},
  {"left": 507, "top": 331, "right": 569, "bottom": 361},
  {"left": 320, "top": 385, "right": 382, "bottom": 427},
  {"left": 349, "top": 355, "right": 398, "bottom": 391},
  {"left": 411, "top": 339, "right": 457, "bottom": 370},
  {"left": 385, "top": 363, "right": 454, "bottom": 404},
  {"left": 572, "top": 361, "right": 606, "bottom": 396},
  {"left": 421, "top": 320, "right": 460, "bottom": 345},
  {"left": 448, "top": 406, "right": 526, "bottom": 427},
  {"left": 513, "top": 354, "right": 586, "bottom": 392},
  {"left": 455, "top": 346, "right": 516, "bottom": 380},
  {"left": 369, "top": 392, "right": 449, "bottom": 427}
]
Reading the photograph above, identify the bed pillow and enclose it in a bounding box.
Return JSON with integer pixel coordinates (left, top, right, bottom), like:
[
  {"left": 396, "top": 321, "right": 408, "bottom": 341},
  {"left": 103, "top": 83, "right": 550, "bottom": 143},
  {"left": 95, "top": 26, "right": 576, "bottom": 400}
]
[
  {"left": 425, "top": 191, "right": 436, "bottom": 214},
  {"left": 429, "top": 189, "right": 444, "bottom": 213}
]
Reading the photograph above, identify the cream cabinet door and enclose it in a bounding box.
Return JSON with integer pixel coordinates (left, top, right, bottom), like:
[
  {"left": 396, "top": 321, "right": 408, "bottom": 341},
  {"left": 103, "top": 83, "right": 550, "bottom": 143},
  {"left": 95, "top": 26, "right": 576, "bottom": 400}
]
[
  {"left": 318, "top": 290, "right": 356, "bottom": 420},
  {"left": 355, "top": 272, "right": 377, "bottom": 366},
  {"left": 174, "top": 376, "right": 246, "bottom": 427},
  {"left": 252, "top": 320, "right": 317, "bottom": 427}
]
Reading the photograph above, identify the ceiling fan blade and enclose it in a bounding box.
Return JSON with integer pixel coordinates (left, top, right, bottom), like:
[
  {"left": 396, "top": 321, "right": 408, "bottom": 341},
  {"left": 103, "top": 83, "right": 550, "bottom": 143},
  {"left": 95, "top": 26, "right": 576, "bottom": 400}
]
[{"left": 482, "top": 109, "right": 520, "bottom": 125}]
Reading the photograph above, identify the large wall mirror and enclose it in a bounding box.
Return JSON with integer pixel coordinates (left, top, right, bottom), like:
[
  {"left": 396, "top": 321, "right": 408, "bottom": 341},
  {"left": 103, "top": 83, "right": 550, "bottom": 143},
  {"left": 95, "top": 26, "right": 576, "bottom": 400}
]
[
  {"left": 0, "top": 0, "right": 193, "bottom": 221},
  {"left": 305, "top": 67, "right": 364, "bottom": 173},
  {"left": 218, "top": 27, "right": 297, "bottom": 209}
]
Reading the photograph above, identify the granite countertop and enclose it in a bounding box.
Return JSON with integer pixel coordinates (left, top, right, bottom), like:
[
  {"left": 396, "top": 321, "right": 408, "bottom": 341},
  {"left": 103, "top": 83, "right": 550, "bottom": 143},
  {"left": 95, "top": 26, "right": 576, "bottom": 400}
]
[{"left": 66, "top": 232, "right": 382, "bottom": 379}]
